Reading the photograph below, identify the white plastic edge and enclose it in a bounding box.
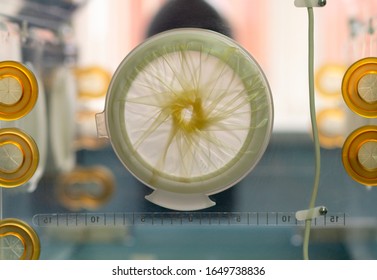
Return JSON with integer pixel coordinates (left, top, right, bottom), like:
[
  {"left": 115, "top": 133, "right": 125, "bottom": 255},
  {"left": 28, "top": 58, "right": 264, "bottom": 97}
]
[
  {"left": 295, "top": 206, "right": 327, "bottom": 221},
  {"left": 145, "top": 189, "right": 216, "bottom": 211},
  {"left": 294, "top": 0, "right": 326, "bottom": 7},
  {"left": 95, "top": 111, "right": 108, "bottom": 138}
]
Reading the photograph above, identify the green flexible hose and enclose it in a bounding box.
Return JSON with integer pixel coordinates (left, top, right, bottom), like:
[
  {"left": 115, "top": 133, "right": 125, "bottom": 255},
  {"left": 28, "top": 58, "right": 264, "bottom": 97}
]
[{"left": 303, "top": 7, "right": 322, "bottom": 260}]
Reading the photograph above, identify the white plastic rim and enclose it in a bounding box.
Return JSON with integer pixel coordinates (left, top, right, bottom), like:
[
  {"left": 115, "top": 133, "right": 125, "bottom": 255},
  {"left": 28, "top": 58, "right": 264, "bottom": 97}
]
[
  {"left": 50, "top": 67, "right": 77, "bottom": 173},
  {"left": 101, "top": 28, "right": 273, "bottom": 210}
]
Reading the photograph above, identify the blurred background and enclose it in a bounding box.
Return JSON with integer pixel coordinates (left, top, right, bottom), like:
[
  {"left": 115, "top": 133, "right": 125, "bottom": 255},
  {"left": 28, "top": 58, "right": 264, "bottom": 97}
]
[
  {"left": 72, "top": 0, "right": 377, "bottom": 132},
  {"left": 1, "top": 0, "right": 377, "bottom": 260}
]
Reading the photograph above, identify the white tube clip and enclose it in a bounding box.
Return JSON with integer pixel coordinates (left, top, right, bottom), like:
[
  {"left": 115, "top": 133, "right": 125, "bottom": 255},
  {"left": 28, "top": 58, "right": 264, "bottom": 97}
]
[
  {"left": 295, "top": 206, "right": 328, "bottom": 221},
  {"left": 294, "top": 0, "right": 326, "bottom": 7}
]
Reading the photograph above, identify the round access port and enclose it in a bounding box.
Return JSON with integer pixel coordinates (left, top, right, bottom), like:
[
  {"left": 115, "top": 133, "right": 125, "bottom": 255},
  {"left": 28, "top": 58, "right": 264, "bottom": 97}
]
[
  {"left": 342, "top": 125, "right": 377, "bottom": 186},
  {"left": 0, "top": 218, "right": 40, "bottom": 260},
  {"left": 315, "top": 63, "right": 346, "bottom": 99},
  {"left": 56, "top": 166, "right": 115, "bottom": 210},
  {"left": 0, "top": 61, "right": 38, "bottom": 121},
  {"left": 0, "top": 128, "right": 39, "bottom": 188},
  {"left": 342, "top": 57, "right": 377, "bottom": 118}
]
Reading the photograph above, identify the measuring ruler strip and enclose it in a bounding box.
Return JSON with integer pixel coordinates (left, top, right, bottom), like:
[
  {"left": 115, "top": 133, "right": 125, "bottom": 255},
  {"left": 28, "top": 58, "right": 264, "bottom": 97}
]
[{"left": 32, "top": 212, "right": 347, "bottom": 228}]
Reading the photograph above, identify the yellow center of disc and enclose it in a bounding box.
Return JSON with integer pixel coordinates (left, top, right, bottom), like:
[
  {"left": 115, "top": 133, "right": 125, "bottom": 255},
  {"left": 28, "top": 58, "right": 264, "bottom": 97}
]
[{"left": 170, "top": 90, "right": 206, "bottom": 134}]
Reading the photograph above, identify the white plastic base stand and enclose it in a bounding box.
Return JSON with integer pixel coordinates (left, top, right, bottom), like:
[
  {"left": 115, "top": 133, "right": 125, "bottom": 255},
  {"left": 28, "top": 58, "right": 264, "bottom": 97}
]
[{"left": 145, "top": 189, "right": 215, "bottom": 211}]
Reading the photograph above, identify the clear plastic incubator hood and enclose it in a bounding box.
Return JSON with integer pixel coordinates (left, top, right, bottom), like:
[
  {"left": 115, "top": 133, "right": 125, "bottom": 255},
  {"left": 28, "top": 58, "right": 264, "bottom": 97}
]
[{"left": 1, "top": 0, "right": 377, "bottom": 261}]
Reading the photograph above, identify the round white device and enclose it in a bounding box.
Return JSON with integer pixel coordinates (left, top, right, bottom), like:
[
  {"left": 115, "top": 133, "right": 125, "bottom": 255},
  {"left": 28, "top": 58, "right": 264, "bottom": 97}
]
[{"left": 97, "top": 28, "right": 274, "bottom": 210}]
